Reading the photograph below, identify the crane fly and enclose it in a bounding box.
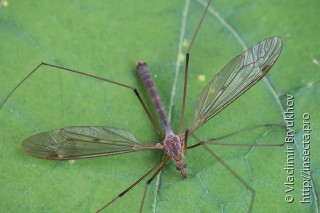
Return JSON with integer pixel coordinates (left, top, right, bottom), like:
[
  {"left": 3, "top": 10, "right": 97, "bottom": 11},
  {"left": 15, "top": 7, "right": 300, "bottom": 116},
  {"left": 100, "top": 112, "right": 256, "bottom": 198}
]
[{"left": 0, "top": 0, "right": 283, "bottom": 212}]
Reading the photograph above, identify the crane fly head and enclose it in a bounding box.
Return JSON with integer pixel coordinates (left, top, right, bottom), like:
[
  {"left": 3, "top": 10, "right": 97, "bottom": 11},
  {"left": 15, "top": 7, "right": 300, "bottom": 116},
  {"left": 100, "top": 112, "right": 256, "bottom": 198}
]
[{"left": 176, "top": 160, "right": 187, "bottom": 178}]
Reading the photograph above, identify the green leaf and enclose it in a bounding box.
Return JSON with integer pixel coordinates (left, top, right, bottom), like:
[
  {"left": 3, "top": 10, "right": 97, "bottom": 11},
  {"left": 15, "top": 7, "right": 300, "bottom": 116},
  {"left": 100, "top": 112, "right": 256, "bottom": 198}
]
[{"left": 0, "top": 0, "right": 319, "bottom": 212}]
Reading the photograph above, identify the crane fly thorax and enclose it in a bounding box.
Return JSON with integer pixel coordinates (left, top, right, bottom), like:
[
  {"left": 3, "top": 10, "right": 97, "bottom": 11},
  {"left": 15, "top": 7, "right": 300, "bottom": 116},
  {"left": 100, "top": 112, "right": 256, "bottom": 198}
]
[{"left": 163, "top": 134, "right": 183, "bottom": 160}]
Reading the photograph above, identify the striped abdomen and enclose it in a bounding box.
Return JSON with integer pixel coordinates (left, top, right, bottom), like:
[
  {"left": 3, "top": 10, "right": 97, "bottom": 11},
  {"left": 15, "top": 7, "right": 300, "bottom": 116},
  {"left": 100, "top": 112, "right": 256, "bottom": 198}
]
[{"left": 136, "top": 61, "right": 173, "bottom": 136}]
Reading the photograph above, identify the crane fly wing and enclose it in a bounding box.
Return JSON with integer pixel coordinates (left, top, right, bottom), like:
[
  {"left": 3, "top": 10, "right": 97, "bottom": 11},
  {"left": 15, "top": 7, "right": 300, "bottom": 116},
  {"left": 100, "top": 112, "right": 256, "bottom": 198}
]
[
  {"left": 188, "top": 37, "right": 282, "bottom": 133},
  {"left": 22, "top": 126, "right": 155, "bottom": 160}
]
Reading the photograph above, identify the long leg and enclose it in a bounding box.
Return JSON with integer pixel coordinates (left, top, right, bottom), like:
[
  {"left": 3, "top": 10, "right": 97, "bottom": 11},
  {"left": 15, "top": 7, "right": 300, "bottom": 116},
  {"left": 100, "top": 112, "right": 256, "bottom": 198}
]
[
  {"left": 139, "top": 157, "right": 172, "bottom": 213},
  {"left": 179, "top": 0, "right": 213, "bottom": 134},
  {"left": 208, "top": 124, "right": 286, "bottom": 141},
  {"left": 187, "top": 124, "right": 286, "bottom": 149},
  {"left": 191, "top": 133, "right": 255, "bottom": 212},
  {"left": 184, "top": 129, "right": 189, "bottom": 154},
  {"left": 0, "top": 62, "right": 162, "bottom": 138},
  {"left": 96, "top": 156, "right": 170, "bottom": 213}
]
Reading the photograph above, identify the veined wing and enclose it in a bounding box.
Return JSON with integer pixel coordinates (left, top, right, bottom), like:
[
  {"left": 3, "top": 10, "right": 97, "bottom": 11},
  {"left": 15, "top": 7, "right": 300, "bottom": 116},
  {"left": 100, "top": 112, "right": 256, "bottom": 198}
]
[
  {"left": 188, "top": 37, "right": 282, "bottom": 133},
  {"left": 22, "top": 126, "right": 157, "bottom": 160}
]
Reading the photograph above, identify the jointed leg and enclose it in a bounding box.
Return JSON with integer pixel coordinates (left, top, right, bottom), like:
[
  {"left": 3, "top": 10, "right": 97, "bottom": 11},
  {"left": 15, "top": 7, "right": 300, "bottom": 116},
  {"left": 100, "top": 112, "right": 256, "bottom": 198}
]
[
  {"left": 0, "top": 62, "right": 162, "bottom": 138},
  {"left": 139, "top": 157, "right": 172, "bottom": 213},
  {"left": 208, "top": 124, "right": 286, "bottom": 141},
  {"left": 187, "top": 124, "right": 286, "bottom": 149},
  {"left": 96, "top": 156, "right": 170, "bottom": 213},
  {"left": 190, "top": 133, "right": 255, "bottom": 212},
  {"left": 179, "top": 0, "right": 213, "bottom": 134}
]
